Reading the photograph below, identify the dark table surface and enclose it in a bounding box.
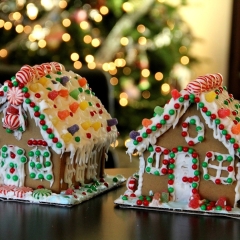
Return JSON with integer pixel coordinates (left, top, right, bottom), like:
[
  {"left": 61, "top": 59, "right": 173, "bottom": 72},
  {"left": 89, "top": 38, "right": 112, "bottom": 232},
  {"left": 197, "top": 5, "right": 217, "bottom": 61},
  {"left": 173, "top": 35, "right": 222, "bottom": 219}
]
[{"left": 0, "top": 168, "right": 239, "bottom": 240}]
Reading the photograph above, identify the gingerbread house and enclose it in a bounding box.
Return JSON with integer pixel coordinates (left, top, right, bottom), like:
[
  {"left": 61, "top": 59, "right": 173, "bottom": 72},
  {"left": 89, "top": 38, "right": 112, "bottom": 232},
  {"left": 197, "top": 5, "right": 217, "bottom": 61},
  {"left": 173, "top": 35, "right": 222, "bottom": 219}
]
[
  {"left": 115, "top": 73, "right": 240, "bottom": 217},
  {"left": 0, "top": 62, "right": 125, "bottom": 206}
]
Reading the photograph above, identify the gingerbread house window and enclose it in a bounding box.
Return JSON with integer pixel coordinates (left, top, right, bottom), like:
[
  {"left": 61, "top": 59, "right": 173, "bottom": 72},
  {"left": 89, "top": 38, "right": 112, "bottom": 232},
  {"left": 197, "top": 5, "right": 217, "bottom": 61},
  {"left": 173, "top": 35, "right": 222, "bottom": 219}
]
[
  {"left": 0, "top": 145, "right": 27, "bottom": 187},
  {"left": 145, "top": 145, "right": 170, "bottom": 176},
  {"left": 202, "top": 151, "right": 235, "bottom": 185},
  {"left": 181, "top": 116, "right": 204, "bottom": 146}
]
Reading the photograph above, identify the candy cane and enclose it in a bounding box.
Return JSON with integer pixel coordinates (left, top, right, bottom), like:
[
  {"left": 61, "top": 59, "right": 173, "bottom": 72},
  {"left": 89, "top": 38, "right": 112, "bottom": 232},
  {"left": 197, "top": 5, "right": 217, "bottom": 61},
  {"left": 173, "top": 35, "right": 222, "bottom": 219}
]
[
  {"left": 16, "top": 69, "right": 32, "bottom": 85},
  {"left": 187, "top": 73, "right": 223, "bottom": 94}
]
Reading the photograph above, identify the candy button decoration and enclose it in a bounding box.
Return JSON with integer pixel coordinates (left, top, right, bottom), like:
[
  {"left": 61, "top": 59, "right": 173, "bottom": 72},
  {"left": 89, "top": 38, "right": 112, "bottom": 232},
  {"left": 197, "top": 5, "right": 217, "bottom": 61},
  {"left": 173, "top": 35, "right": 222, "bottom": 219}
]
[{"left": 7, "top": 87, "right": 24, "bottom": 105}]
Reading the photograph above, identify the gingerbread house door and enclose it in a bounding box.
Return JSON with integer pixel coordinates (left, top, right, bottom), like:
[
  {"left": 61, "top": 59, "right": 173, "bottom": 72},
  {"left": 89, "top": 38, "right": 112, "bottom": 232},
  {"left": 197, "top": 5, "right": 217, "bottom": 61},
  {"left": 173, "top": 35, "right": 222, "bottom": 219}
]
[{"left": 173, "top": 153, "right": 194, "bottom": 202}]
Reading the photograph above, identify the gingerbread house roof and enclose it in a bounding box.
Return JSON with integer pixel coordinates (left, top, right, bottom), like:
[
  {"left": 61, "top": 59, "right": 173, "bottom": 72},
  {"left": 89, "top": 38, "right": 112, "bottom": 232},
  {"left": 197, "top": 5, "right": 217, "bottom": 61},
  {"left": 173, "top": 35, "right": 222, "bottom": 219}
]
[
  {"left": 126, "top": 73, "right": 240, "bottom": 157},
  {"left": 0, "top": 62, "right": 118, "bottom": 160}
]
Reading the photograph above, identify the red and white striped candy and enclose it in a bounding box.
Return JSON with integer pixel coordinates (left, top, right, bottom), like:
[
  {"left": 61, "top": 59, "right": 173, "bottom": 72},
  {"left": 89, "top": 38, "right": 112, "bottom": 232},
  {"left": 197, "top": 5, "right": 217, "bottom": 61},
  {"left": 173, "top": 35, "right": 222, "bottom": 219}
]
[
  {"left": 50, "top": 62, "right": 65, "bottom": 72},
  {"left": 42, "top": 63, "right": 52, "bottom": 73},
  {"left": 16, "top": 69, "right": 32, "bottom": 85},
  {"left": 7, "top": 87, "right": 24, "bottom": 105},
  {"left": 3, "top": 114, "right": 20, "bottom": 130},
  {"left": 33, "top": 64, "right": 46, "bottom": 78},
  {"left": 14, "top": 186, "right": 33, "bottom": 198},
  {"left": 0, "top": 185, "right": 15, "bottom": 195},
  {"left": 187, "top": 73, "right": 223, "bottom": 94}
]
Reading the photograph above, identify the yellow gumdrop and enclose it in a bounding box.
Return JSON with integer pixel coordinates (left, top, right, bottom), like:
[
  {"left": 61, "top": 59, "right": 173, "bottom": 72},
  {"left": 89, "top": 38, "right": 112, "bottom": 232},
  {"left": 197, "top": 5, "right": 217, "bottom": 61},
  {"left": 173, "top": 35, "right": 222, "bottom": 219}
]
[
  {"left": 38, "top": 77, "right": 48, "bottom": 86},
  {"left": 79, "top": 101, "right": 89, "bottom": 110},
  {"left": 81, "top": 121, "right": 91, "bottom": 130},
  {"left": 29, "top": 83, "right": 40, "bottom": 93},
  {"left": 51, "top": 117, "right": 59, "bottom": 126},
  {"left": 91, "top": 122, "right": 101, "bottom": 131},
  {"left": 61, "top": 132, "right": 72, "bottom": 143},
  {"left": 205, "top": 91, "right": 217, "bottom": 102}
]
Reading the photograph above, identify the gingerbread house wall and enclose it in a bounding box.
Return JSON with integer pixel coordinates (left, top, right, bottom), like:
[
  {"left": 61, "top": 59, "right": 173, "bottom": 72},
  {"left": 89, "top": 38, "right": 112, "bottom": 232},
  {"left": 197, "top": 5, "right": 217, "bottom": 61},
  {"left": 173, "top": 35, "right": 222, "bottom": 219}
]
[
  {"left": 0, "top": 111, "right": 65, "bottom": 192},
  {"left": 141, "top": 104, "right": 238, "bottom": 206},
  {"left": 0, "top": 111, "right": 107, "bottom": 193}
]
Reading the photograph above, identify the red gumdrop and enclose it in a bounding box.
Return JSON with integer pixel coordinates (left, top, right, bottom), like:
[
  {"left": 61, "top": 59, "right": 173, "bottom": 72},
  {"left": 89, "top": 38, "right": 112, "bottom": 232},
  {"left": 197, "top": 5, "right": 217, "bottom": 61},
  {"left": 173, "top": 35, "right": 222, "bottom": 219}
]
[
  {"left": 188, "top": 194, "right": 200, "bottom": 209},
  {"left": 171, "top": 89, "right": 182, "bottom": 100},
  {"left": 6, "top": 106, "right": 19, "bottom": 115},
  {"left": 215, "top": 197, "right": 227, "bottom": 208},
  {"left": 48, "top": 90, "right": 59, "bottom": 100},
  {"left": 69, "top": 102, "right": 79, "bottom": 113},
  {"left": 217, "top": 108, "right": 230, "bottom": 118}
]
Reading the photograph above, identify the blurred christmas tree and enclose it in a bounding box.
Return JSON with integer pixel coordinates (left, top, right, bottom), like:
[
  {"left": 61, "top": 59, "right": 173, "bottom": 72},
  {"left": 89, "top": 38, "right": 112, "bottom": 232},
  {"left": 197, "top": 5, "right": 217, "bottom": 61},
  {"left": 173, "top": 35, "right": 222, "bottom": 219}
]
[{"left": 0, "top": 0, "right": 195, "bottom": 141}]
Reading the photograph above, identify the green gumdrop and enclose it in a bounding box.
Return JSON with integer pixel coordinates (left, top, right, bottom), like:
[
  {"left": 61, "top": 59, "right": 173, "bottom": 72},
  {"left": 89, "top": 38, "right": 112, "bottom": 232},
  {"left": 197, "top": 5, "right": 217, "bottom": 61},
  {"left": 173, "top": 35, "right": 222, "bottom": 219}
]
[
  {"left": 154, "top": 106, "right": 164, "bottom": 116},
  {"left": 69, "top": 89, "right": 79, "bottom": 100}
]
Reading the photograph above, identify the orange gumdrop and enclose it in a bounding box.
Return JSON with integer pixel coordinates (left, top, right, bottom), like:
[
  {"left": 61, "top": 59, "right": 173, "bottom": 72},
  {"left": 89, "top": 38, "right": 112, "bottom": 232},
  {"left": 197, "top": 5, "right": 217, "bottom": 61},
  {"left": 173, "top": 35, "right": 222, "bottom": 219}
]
[
  {"left": 69, "top": 102, "right": 79, "bottom": 113},
  {"left": 58, "top": 89, "right": 69, "bottom": 97},
  {"left": 142, "top": 118, "right": 152, "bottom": 127},
  {"left": 78, "top": 78, "right": 87, "bottom": 87},
  {"left": 58, "top": 110, "right": 70, "bottom": 120},
  {"left": 231, "top": 123, "right": 240, "bottom": 134}
]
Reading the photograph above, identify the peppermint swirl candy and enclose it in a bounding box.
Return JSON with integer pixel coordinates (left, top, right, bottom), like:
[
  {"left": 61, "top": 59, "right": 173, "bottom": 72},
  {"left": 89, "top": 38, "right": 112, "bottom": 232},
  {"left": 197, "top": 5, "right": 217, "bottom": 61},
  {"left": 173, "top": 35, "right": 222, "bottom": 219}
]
[
  {"left": 187, "top": 73, "right": 223, "bottom": 94},
  {"left": 7, "top": 87, "right": 24, "bottom": 105},
  {"left": 3, "top": 114, "right": 20, "bottom": 130},
  {"left": 14, "top": 186, "right": 33, "bottom": 198}
]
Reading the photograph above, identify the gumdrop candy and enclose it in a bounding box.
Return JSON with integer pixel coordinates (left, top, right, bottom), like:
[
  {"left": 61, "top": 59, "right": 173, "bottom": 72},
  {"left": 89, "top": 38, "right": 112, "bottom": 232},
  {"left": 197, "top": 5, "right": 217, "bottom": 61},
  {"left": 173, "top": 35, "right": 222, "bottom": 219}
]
[
  {"left": 215, "top": 197, "right": 227, "bottom": 208},
  {"left": 127, "top": 177, "right": 137, "bottom": 191},
  {"left": 217, "top": 108, "right": 230, "bottom": 118},
  {"left": 142, "top": 118, "right": 152, "bottom": 127},
  {"left": 61, "top": 132, "right": 72, "bottom": 143},
  {"left": 91, "top": 122, "right": 101, "bottom": 131},
  {"left": 81, "top": 121, "right": 91, "bottom": 130},
  {"left": 29, "top": 83, "right": 40, "bottom": 93},
  {"left": 79, "top": 101, "right": 89, "bottom": 110},
  {"left": 67, "top": 124, "right": 80, "bottom": 135},
  {"left": 38, "top": 77, "right": 48, "bottom": 86},
  {"left": 58, "top": 110, "right": 70, "bottom": 120},
  {"left": 51, "top": 117, "right": 59, "bottom": 126},
  {"left": 58, "top": 89, "right": 69, "bottom": 97},
  {"left": 60, "top": 76, "right": 69, "bottom": 86},
  {"left": 65, "top": 188, "right": 74, "bottom": 195},
  {"left": 107, "top": 118, "right": 118, "bottom": 126},
  {"left": 154, "top": 106, "right": 164, "bottom": 116},
  {"left": 171, "top": 89, "right": 182, "bottom": 100},
  {"left": 48, "top": 90, "right": 59, "bottom": 100},
  {"left": 231, "top": 123, "right": 240, "bottom": 134},
  {"left": 205, "top": 91, "right": 217, "bottom": 102},
  {"left": 6, "top": 106, "right": 19, "bottom": 115},
  {"left": 129, "top": 130, "right": 140, "bottom": 140},
  {"left": 69, "top": 102, "right": 79, "bottom": 113},
  {"left": 189, "top": 193, "right": 201, "bottom": 209},
  {"left": 69, "top": 89, "right": 79, "bottom": 100},
  {"left": 78, "top": 78, "right": 87, "bottom": 87},
  {"left": 161, "top": 191, "right": 169, "bottom": 203}
]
